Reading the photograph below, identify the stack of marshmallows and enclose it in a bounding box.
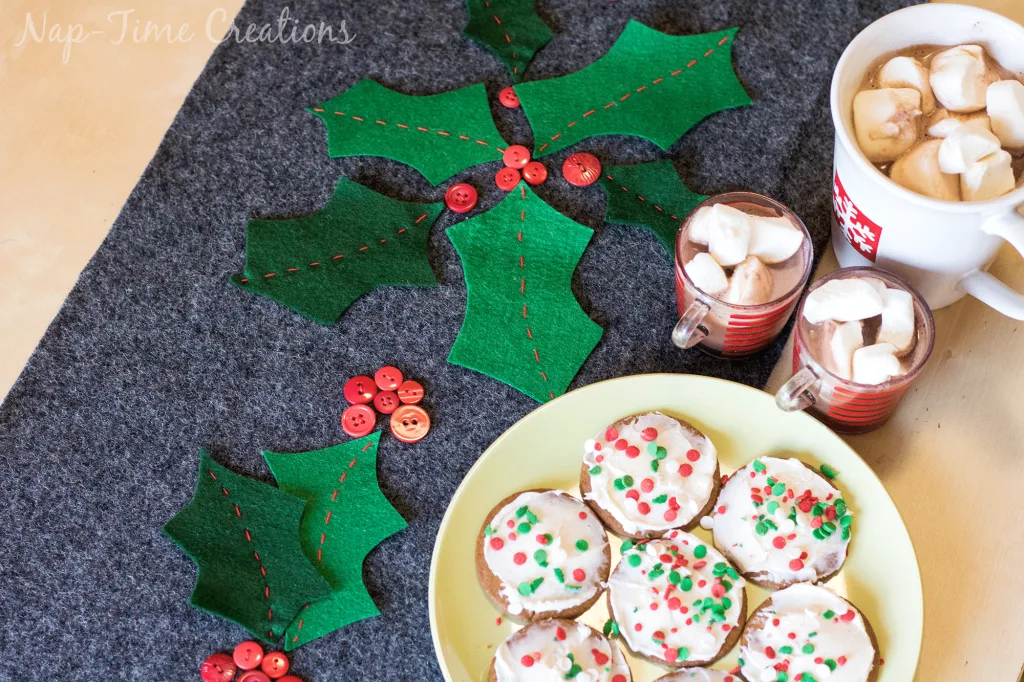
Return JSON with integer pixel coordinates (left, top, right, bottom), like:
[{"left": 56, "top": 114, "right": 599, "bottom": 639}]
[
  {"left": 683, "top": 203, "right": 805, "bottom": 306},
  {"left": 854, "top": 44, "right": 1024, "bottom": 201},
  {"left": 803, "top": 277, "right": 916, "bottom": 385}
]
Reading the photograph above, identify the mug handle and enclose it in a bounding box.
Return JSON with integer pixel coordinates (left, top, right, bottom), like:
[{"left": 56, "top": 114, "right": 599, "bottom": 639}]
[
  {"left": 775, "top": 367, "right": 821, "bottom": 412},
  {"left": 958, "top": 207, "right": 1024, "bottom": 320},
  {"left": 671, "top": 300, "right": 711, "bottom": 349}
]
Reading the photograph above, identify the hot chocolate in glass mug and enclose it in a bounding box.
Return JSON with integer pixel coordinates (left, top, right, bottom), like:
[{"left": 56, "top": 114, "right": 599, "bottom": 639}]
[{"left": 830, "top": 3, "right": 1024, "bottom": 319}]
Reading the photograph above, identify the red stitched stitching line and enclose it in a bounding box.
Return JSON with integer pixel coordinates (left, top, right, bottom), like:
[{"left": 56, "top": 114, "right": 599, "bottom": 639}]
[
  {"left": 517, "top": 185, "right": 555, "bottom": 401},
  {"left": 310, "top": 107, "right": 505, "bottom": 154},
  {"left": 603, "top": 173, "right": 680, "bottom": 221},
  {"left": 536, "top": 34, "right": 731, "bottom": 153},
  {"left": 290, "top": 449, "right": 365, "bottom": 645},
  {"left": 207, "top": 469, "right": 276, "bottom": 639},
  {"left": 483, "top": 0, "right": 519, "bottom": 75},
  {"left": 238, "top": 213, "right": 430, "bottom": 284}
]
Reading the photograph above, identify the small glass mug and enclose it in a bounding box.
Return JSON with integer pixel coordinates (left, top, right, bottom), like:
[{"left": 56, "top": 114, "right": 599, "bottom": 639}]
[
  {"left": 776, "top": 267, "right": 936, "bottom": 434},
  {"left": 672, "top": 192, "right": 814, "bottom": 357}
]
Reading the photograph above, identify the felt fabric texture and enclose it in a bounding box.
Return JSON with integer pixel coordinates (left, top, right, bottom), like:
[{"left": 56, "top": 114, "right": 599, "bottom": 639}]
[
  {"left": 263, "top": 432, "right": 408, "bottom": 650},
  {"left": 447, "top": 183, "right": 603, "bottom": 402},
  {"left": 163, "top": 451, "right": 333, "bottom": 643},
  {"left": 0, "top": 0, "right": 920, "bottom": 679},
  {"left": 231, "top": 177, "right": 444, "bottom": 324},
  {"left": 600, "top": 160, "right": 709, "bottom": 254},
  {"left": 462, "top": 0, "right": 553, "bottom": 82},
  {"left": 311, "top": 79, "right": 506, "bottom": 185},
  {"left": 516, "top": 22, "right": 751, "bottom": 157}
]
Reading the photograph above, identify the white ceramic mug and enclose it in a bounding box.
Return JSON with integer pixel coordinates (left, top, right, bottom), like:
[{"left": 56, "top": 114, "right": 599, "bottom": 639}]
[{"left": 830, "top": 3, "right": 1024, "bottom": 318}]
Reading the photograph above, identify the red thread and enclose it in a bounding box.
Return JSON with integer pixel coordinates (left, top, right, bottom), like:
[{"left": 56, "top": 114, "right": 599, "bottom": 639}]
[
  {"left": 351, "top": 116, "right": 365, "bottom": 121},
  {"left": 325, "top": 510, "right": 333, "bottom": 525},
  {"left": 604, "top": 174, "right": 682, "bottom": 223},
  {"left": 437, "top": 130, "right": 451, "bottom": 137},
  {"left": 313, "top": 456, "right": 359, "bottom": 568},
  {"left": 312, "top": 107, "right": 324, "bottom": 112},
  {"left": 516, "top": 192, "right": 556, "bottom": 400},
  {"left": 459, "top": 135, "right": 470, "bottom": 140},
  {"left": 375, "top": 119, "right": 387, "bottom": 125}
]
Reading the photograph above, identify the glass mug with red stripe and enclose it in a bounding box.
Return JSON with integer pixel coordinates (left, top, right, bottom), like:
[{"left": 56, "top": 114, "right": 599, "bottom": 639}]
[
  {"left": 776, "top": 267, "right": 935, "bottom": 434},
  {"left": 672, "top": 192, "right": 813, "bottom": 357}
]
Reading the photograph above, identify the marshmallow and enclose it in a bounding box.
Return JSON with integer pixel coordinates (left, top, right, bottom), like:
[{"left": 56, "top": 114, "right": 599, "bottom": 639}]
[
  {"left": 722, "top": 256, "right": 775, "bottom": 306},
  {"left": 926, "top": 109, "right": 991, "bottom": 138},
  {"left": 890, "top": 139, "right": 961, "bottom": 201},
  {"left": 747, "top": 215, "right": 804, "bottom": 264},
  {"left": 929, "top": 45, "right": 995, "bottom": 113},
  {"left": 684, "top": 252, "right": 729, "bottom": 295},
  {"left": 961, "top": 149, "right": 1016, "bottom": 202},
  {"left": 937, "top": 120, "right": 1002, "bottom": 174},
  {"left": 803, "top": 279, "right": 885, "bottom": 324},
  {"left": 852, "top": 343, "right": 903, "bottom": 385},
  {"left": 986, "top": 80, "right": 1024, "bottom": 149},
  {"left": 876, "top": 287, "right": 917, "bottom": 356},
  {"left": 687, "top": 206, "right": 713, "bottom": 245},
  {"left": 828, "top": 321, "right": 865, "bottom": 380},
  {"left": 705, "top": 204, "right": 752, "bottom": 267},
  {"left": 857, "top": 277, "right": 888, "bottom": 299},
  {"left": 853, "top": 88, "right": 923, "bottom": 163},
  {"left": 878, "top": 56, "right": 936, "bottom": 114}
]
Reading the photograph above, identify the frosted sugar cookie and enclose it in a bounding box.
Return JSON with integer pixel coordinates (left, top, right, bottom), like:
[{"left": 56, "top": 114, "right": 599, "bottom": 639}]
[
  {"left": 490, "top": 619, "right": 632, "bottom": 682},
  {"left": 581, "top": 412, "right": 719, "bottom": 539},
  {"left": 608, "top": 532, "right": 746, "bottom": 668},
  {"left": 740, "top": 583, "right": 880, "bottom": 682},
  {"left": 711, "top": 457, "right": 851, "bottom": 588},
  {"left": 477, "top": 489, "right": 610, "bottom": 621},
  {"left": 654, "top": 670, "right": 740, "bottom": 682}
]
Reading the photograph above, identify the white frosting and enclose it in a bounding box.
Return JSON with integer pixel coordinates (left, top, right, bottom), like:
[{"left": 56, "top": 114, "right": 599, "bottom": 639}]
[
  {"left": 609, "top": 533, "right": 746, "bottom": 666},
  {"left": 494, "top": 620, "right": 631, "bottom": 682},
  {"left": 483, "top": 491, "right": 608, "bottom": 616},
  {"left": 655, "top": 669, "right": 740, "bottom": 682},
  {"left": 711, "top": 457, "right": 851, "bottom": 585},
  {"left": 583, "top": 413, "right": 717, "bottom": 535},
  {"left": 740, "top": 584, "right": 875, "bottom": 682}
]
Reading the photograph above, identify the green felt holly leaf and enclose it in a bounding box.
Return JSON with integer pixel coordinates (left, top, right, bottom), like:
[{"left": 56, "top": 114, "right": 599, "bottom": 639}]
[
  {"left": 515, "top": 21, "right": 751, "bottom": 157},
  {"left": 599, "top": 160, "right": 708, "bottom": 254},
  {"left": 230, "top": 177, "right": 444, "bottom": 325},
  {"left": 263, "top": 432, "right": 407, "bottom": 650},
  {"left": 163, "top": 451, "right": 332, "bottom": 642},
  {"left": 309, "top": 79, "right": 507, "bottom": 185},
  {"left": 447, "top": 183, "right": 603, "bottom": 402},
  {"left": 463, "top": 0, "right": 553, "bottom": 82}
]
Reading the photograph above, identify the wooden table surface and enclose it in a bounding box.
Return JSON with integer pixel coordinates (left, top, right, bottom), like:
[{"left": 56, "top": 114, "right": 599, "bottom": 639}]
[{"left": 2, "top": 0, "right": 1022, "bottom": 679}]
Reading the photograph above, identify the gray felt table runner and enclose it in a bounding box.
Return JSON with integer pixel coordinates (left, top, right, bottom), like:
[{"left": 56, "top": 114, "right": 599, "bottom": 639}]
[{"left": 0, "top": 0, "right": 916, "bottom": 679}]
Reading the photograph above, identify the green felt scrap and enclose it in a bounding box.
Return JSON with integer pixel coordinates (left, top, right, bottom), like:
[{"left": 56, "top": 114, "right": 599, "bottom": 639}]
[
  {"left": 599, "top": 160, "right": 708, "bottom": 254},
  {"left": 263, "top": 432, "right": 407, "bottom": 650},
  {"left": 515, "top": 22, "right": 751, "bottom": 157},
  {"left": 447, "top": 183, "right": 603, "bottom": 402},
  {"left": 163, "top": 451, "right": 332, "bottom": 643},
  {"left": 309, "top": 79, "right": 507, "bottom": 185},
  {"left": 230, "top": 177, "right": 444, "bottom": 325},
  {"left": 463, "top": 0, "right": 553, "bottom": 82}
]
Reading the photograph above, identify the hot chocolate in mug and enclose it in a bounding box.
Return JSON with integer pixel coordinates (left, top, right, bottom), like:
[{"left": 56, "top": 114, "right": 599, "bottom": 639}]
[{"left": 830, "top": 3, "right": 1024, "bottom": 319}]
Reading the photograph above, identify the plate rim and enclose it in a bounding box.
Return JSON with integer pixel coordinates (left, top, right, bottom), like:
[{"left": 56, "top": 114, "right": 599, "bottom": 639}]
[{"left": 428, "top": 373, "right": 923, "bottom": 681}]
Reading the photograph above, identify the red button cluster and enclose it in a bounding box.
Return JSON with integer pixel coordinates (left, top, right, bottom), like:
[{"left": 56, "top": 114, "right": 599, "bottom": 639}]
[
  {"left": 495, "top": 144, "right": 547, "bottom": 190},
  {"left": 341, "top": 366, "right": 430, "bottom": 443},
  {"left": 201, "top": 643, "right": 302, "bottom": 682}
]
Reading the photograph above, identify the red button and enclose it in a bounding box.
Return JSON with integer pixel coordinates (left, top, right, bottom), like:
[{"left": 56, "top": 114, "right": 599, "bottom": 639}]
[
  {"left": 397, "top": 380, "right": 424, "bottom": 404},
  {"left": 498, "top": 86, "right": 520, "bottom": 108},
  {"left": 341, "top": 404, "right": 376, "bottom": 438},
  {"left": 391, "top": 405, "right": 430, "bottom": 443},
  {"left": 343, "top": 375, "right": 377, "bottom": 405},
  {"left": 502, "top": 145, "right": 531, "bottom": 169},
  {"left": 445, "top": 183, "right": 478, "bottom": 213},
  {"left": 233, "top": 642, "right": 264, "bottom": 671},
  {"left": 522, "top": 161, "right": 548, "bottom": 185},
  {"left": 261, "top": 651, "right": 290, "bottom": 679},
  {"left": 278, "top": 678, "right": 303, "bottom": 682},
  {"left": 374, "top": 365, "right": 403, "bottom": 391},
  {"left": 495, "top": 167, "right": 521, "bottom": 191},
  {"left": 237, "top": 672, "right": 272, "bottom": 682},
  {"left": 374, "top": 390, "right": 400, "bottom": 414},
  {"left": 201, "top": 653, "right": 237, "bottom": 682},
  {"left": 562, "top": 152, "right": 602, "bottom": 187}
]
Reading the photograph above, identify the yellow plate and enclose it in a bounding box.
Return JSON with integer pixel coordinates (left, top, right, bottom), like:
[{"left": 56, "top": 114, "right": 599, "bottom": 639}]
[{"left": 429, "top": 374, "right": 922, "bottom": 681}]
